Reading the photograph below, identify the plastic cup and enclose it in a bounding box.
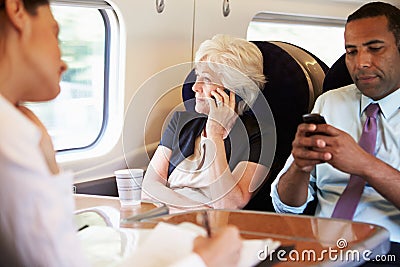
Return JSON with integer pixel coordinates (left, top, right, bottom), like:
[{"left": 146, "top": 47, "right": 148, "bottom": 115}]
[{"left": 114, "top": 169, "right": 144, "bottom": 206}]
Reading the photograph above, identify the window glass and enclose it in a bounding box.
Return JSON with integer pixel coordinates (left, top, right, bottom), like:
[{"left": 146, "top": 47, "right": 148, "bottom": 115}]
[
  {"left": 247, "top": 14, "right": 346, "bottom": 67},
  {"left": 25, "top": 5, "right": 106, "bottom": 151}
]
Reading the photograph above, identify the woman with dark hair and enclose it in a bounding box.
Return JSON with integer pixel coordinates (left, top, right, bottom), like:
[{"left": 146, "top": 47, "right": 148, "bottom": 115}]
[
  {"left": 0, "top": 0, "right": 80, "bottom": 266},
  {"left": 0, "top": 1, "right": 241, "bottom": 266}
]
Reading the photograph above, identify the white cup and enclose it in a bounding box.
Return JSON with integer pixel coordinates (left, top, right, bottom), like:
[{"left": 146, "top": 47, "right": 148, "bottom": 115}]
[{"left": 114, "top": 169, "right": 144, "bottom": 206}]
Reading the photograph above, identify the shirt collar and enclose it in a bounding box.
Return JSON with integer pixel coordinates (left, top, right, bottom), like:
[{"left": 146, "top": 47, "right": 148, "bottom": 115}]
[{"left": 360, "top": 88, "right": 400, "bottom": 119}]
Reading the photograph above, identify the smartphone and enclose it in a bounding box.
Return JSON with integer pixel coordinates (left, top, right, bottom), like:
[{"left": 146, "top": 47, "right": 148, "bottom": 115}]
[
  {"left": 302, "top": 113, "right": 326, "bottom": 124},
  {"left": 223, "top": 89, "right": 243, "bottom": 104},
  {"left": 302, "top": 113, "right": 326, "bottom": 137},
  {"left": 211, "top": 89, "right": 243, "bottom": 104}
]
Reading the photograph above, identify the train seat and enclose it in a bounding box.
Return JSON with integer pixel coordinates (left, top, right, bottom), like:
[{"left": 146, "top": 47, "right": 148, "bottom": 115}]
[
  {"left": 269, "top": 41, "right": 329, "bottom": 110},
  {"left": 181, "top": 41, "right": 328, "bottom": 211},
  {"left": 299, "top": 53, "right": 355, "bottom": 215},
  {"left": 322, "top": 53, "right": 353, "bottom": 91}
]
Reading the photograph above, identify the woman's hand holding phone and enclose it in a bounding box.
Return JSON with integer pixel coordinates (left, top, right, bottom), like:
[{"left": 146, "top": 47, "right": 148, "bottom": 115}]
[{"left": 206, "top": 88, "right": 238, "bottom": 139}]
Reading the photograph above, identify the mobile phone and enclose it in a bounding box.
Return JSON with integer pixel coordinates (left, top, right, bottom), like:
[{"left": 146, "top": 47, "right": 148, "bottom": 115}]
[
  {"left": 223, "top": 89, "right": 243, "bottom": 104},
  {"left": 302, "top": 113, "right": 326, "bottom": 124},
  {"left": 302, "top": 113, "right": 326, "bottom": 137}
]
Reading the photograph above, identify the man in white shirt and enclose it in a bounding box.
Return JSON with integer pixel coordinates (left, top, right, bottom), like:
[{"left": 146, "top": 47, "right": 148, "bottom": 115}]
[{"left": 270, "top": 1, "right": 400, "bottom": 263}]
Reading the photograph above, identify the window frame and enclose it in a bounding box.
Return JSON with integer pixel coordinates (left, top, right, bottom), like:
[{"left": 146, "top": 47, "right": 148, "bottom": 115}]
[
  {"left": 248, "top": 11, "right": 347, "bottom": 67},
  {"left": 50, "top": 0, "right": 125, "bottom": 162}
]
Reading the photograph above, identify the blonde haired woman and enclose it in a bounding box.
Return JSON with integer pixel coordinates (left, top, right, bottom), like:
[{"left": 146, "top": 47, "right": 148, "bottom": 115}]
[{"left": 143, "top": 34, "right": 272, "bottom": 209}]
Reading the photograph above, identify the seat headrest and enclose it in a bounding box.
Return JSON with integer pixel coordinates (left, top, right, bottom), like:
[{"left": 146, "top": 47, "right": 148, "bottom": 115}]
[
  {"left": 181, "top": 69, "right": 196, "bottom": 112},
  {"left": 251, "top": 41, "right": 311, "bottom": 164},
  {"left": 181, "top": 41, "right": 329, "bottom": 212},
  {"left": 181, "top": 41, "right": 312, "bottom": 165},
  {"left": 323, "top": 53, "right": 353, "bottom": 91}
]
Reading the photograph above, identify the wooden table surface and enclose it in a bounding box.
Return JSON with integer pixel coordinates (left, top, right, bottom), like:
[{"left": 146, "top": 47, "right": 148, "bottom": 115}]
[{"left": 74, "top": 194, "right": 390, "bottom": 266}]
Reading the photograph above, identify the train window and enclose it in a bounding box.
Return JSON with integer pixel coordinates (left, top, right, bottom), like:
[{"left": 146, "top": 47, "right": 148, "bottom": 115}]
[
  {"left": 247, "top": 12, "right": 346, "bottom": 67},
  {"left": 24, "top": 1, "right": 123, "bottom": 157}
]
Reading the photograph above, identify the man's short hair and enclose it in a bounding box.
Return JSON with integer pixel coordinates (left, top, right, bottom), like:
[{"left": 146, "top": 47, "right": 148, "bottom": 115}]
[{"left": 347, "top": 2, "right": 400, "bottom": 51}]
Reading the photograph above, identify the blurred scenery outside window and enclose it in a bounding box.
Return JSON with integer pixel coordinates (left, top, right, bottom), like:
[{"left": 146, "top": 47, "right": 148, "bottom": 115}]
[
  {"left": 25, "top": 5, "right": 106, "bottom": 151},
  {"left": 247, "top": 14, "right": 345, "bottom": 67}
]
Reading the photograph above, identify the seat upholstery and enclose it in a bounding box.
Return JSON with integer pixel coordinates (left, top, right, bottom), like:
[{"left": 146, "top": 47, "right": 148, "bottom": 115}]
[
  {"left": 323, "top": 53, "right": 353, "bottom": 91},
  {"left": 245, "top": 41, "right": 314, "bottom": 211},
  {"left": 270, "top": 41, "right": 329, "bottom": 111},
  {"left": 299, "top": 54, "right": 354, "bottom": 215},
  {"left": 181, "top": 41, "right": 327, "bottom": 211}
]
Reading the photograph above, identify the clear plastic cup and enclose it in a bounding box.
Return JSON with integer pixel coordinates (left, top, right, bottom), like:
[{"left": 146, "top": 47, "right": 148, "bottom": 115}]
[{"left": 114, "top": 169, "right": 144, "bottom": 206}]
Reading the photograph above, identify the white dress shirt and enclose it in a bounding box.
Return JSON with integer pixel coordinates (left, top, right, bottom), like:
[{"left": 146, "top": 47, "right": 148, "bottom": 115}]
[{"left": 271, "top": 85, "right": 400, "bottom": 242}]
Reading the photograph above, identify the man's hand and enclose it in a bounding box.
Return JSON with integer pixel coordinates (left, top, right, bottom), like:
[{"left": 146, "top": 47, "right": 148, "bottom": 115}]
[
  {"left": 291, "top": 123, "right": 332, "bottom": 172},
  {"left": 313, "top": 124, "right": 372, "bottom": 176}
]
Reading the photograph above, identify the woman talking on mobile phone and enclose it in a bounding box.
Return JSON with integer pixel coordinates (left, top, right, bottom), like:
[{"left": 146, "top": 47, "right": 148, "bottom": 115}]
[{"left": 143, "top": 34, "right": 273, "bottom": 210}]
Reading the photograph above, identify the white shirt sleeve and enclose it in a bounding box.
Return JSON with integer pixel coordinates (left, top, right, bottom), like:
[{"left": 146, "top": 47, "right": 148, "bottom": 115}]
[
  {"left": 0, "top": 97, "right": 88, "bottom": 267},
  {"left": 270, "top": 154, "right": 315, "bottom": 213}
]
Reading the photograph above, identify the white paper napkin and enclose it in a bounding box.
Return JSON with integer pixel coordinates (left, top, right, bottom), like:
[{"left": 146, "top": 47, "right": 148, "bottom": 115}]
[{"left": 120, "top": 222, "right": 281, "bottom": 267}]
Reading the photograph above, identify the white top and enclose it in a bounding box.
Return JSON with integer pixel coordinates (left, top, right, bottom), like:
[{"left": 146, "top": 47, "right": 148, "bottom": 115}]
[
  {"left": 0, "top": 95, "right": 207, "bottom": 267},
  {"left": 0, "top": 95, "right": 88, "bottom": 266},
  {"left": 168, "top": 254, "right": 206, "bottom": 267},
  {"left": 168, "top": 135, "right": 217, "bottom": 203},
  {"left": 271, "top": 85, "right": 400, "bottom": 242}
]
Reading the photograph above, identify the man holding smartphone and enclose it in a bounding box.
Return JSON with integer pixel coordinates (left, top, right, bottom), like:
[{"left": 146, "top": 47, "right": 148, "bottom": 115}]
[{"left": 270, "top": 1, "right": 400, "bottom": 261}]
